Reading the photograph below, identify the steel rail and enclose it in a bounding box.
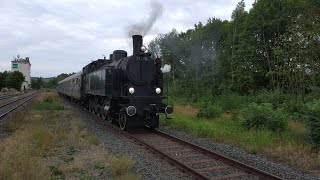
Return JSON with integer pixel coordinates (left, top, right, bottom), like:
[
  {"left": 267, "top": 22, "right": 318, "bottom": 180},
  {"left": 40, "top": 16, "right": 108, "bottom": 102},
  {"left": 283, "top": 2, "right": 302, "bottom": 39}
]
[
  {"left": 0, "top": 92, "right": 38, "bottom": 119},
  {"left": 153, "top": 129, "right": 282, "bottom": 180},
  {"left": 114, "top": 126, "right": 210, "bottom": 180},
  {"left": 0, "top": 92, "right": 37, "bottom": 109}
]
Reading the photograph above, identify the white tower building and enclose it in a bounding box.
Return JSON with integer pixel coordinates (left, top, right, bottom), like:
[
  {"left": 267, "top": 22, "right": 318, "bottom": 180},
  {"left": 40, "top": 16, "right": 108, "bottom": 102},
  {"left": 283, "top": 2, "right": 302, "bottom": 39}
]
[{"left": 11, "top": 55, "right": 31, "bottom": 90}]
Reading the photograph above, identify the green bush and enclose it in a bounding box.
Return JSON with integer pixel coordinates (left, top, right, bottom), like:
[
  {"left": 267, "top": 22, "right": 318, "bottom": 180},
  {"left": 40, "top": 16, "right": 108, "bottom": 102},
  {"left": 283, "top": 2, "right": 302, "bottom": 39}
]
[
  {"left": 197, "top": 104, "right": 223, "bottom": 119},
  {"left": 241, "top": 103, "right": 288, "bottom": 133},
  {"left": 304, "top": 101, "right": 320, "bottom": 149}
]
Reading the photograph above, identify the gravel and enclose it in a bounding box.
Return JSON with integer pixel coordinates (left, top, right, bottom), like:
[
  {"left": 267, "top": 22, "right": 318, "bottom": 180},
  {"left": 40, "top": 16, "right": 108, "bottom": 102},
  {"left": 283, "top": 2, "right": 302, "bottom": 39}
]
[
  {"left": 158, "top": 126, "right": 320, "bottom": 180},
  {"left": 64, "top": 102, "right": 192, "bottom": 180}
]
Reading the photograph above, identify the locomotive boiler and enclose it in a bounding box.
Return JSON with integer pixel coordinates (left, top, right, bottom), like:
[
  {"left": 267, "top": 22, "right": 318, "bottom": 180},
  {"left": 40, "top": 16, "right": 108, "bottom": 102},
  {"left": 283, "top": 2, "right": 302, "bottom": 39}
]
[{"left": 58, "top": 35, "right": 173, "bottom": 130}]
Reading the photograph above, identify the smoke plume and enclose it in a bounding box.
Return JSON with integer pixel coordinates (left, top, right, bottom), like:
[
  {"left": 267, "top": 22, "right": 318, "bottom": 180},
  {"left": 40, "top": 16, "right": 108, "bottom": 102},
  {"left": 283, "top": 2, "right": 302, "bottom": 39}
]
[
  {"left": 128, "top": 1, "right": 163, "bottom": 37},
  {"left": 161, "top": 64, "right": 171, "bottom": 73}
]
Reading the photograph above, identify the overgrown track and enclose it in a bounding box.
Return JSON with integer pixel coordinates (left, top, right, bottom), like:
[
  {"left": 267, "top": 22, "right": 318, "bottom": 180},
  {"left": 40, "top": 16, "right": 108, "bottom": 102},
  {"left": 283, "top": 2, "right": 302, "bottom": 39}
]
[
  {"left": 66, "top": 96, "right": 282, "bottom": 180},
  {"left": 0, "top": 92, "right": 38, "bottom": 119}
]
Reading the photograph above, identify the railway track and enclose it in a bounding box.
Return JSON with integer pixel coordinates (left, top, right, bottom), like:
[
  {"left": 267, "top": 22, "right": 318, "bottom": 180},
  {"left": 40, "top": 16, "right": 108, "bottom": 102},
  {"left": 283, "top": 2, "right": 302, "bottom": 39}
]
[
  {"left": 116, "top": 128, "right": 282, "bottom": 180},
  {"left": 0, "top": 92, "right": 38, "bottom": 119},
  {"left": 66, "top": 97, "right": 282, "bottom": 180},
  {"left": 94, "top": 117, "right": 281, "bottom": 179},
  {"left": 135, "top": 129, "right": 284, "bottom": 179}
]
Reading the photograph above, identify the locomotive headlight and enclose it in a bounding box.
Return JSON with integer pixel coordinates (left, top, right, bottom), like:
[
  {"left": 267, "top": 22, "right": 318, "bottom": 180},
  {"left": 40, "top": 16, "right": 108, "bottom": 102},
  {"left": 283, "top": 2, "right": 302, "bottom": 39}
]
[
  {"left": 129, "top": 87, "right": 135, "bottom": 94},
  {"left": 141, "top": 46, "right": 147, "bottom": 52},
  {"left": 155, "top": 87, "right": 161, "bottom": 94}
]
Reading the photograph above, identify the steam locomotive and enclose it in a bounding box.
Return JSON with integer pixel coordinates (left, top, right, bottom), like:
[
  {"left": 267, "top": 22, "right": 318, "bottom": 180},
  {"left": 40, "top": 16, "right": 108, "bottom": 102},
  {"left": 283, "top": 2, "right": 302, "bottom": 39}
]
[{"left": 58, "top": 35, "right": 173, "bottom": 130}]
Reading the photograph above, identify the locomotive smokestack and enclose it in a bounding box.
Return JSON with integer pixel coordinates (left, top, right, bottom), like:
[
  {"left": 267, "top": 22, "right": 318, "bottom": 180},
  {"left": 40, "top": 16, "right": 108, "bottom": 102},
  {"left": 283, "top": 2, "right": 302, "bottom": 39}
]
[
  {"left": 109, "top": 54, "right": 113, "bottom": 61},
  {"left": 132, "top": 35, "right": 143, "bottom": 56}
]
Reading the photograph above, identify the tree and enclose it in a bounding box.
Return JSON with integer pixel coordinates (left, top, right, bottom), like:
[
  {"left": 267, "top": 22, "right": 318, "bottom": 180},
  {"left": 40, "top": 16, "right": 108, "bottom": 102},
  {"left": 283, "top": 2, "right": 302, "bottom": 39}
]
[
  {"left": 148, "top": 0, "right": 320, "bottom": 97},
  {"left": 43, "top": 73, "right": 73, "bottom": 88},
  {"left": 6, "top": 71, "right": 25, "bottom": 90},
  {"left": 31, "top": 77, "right": 43, "bottom": 89},
  {"left": 0, "top": 71, "right": 9, "bottom": 90}
]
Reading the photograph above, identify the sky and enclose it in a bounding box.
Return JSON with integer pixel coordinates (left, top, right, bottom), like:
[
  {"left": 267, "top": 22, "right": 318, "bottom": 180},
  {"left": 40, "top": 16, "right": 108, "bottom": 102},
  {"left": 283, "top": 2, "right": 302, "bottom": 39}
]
[{"left": 0, "top": 0, "right": 254, "bottom": 77}]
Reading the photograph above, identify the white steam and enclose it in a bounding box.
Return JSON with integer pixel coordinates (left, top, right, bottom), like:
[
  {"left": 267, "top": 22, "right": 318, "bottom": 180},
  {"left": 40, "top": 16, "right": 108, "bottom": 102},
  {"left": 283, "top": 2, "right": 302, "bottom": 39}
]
[
  {"left": 128, "top": 1, "right": 163, "bottom": 37},
  {"left": 161, "top": 64, "right": 171, "bottom": 73}
]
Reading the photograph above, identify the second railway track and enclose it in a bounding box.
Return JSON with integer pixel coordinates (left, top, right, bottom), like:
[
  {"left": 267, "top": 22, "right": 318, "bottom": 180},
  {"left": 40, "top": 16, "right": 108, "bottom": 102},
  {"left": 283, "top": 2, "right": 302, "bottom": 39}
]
[{"left": 0, "top": 92, "right": 38, "bottom": 120}]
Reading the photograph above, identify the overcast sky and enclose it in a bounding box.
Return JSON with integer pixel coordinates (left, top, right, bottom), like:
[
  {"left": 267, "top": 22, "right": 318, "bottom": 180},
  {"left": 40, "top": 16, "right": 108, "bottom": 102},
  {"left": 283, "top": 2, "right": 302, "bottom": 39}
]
[{"left": 0, "top": 0, "right": 254, "bottom": 77}]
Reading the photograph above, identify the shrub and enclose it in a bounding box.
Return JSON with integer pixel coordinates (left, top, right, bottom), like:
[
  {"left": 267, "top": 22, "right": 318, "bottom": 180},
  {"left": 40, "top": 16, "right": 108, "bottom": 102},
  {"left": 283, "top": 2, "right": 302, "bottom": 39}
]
[
  {"left": 197, "top": 104, "right": 223, "bottom": 119},
  {"left": 241, "top": 103, "right": 288, "bottom": 133},
  {"left": 304, "top": 101, "right": 320, "bottom": 149}
]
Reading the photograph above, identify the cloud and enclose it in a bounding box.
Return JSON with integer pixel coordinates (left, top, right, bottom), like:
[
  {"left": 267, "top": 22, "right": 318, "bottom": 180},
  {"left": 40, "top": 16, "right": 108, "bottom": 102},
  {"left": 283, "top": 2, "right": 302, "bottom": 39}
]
[{"left": 0, "top": 0, "right": 254, "bottom": 77}]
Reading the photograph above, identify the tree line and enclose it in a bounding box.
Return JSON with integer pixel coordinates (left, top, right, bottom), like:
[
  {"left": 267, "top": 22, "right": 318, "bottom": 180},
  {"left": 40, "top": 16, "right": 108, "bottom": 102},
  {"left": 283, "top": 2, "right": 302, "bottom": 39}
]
[
  {"left": 31, "top": 73, "right": 73, "bottom": 89},
  {"left": 149, "top": 0, "right": 320, "bottom": 97},
  {"left": 0, "top": 71, "right": 72, "bottom": 91}
]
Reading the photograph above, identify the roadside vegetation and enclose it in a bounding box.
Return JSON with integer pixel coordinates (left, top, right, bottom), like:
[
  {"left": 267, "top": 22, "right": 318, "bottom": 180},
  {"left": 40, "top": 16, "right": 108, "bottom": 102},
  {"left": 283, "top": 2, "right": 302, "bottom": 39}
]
[
  {"left": 161, "top": 92, "right": 320, "bottom": 175},
  {"left": 0, "top": 91, "right": 140, "bottom": 180},
  {"left": 152, "top": 0, "right": 320, "bottom": 176}
]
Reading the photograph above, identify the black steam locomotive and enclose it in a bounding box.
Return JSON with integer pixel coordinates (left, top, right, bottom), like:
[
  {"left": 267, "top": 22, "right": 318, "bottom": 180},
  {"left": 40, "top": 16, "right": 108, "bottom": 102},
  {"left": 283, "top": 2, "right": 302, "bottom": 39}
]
[{"left": 58, "top": 35, "right": 173, "bottom": 130}]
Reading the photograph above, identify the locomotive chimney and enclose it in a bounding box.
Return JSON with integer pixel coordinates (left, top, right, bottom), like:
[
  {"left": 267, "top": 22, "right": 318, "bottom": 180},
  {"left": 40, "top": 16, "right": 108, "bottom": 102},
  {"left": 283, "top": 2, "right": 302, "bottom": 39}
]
[{"left": 132, "top": 35, "right": 143, "bottom": 56}]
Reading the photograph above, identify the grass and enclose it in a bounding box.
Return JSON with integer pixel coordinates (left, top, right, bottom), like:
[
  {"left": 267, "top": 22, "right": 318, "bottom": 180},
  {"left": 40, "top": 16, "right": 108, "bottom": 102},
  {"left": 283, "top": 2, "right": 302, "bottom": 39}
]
[
  {"left": 162, "top": 105, "right": 320, "bottom": 175},
  {"left": 33, "top": 102, "right": 64, "bottom": 110},
  {"left": 32, "top": 91, "right": 64, "bottom": 110},
  {"left": 163, "top": 112, "right": 277, "bottom": 151},
  {"left": 108, "top": 155, "right": 134, "bottom": 176},
  {"left": 0, "top": 91, "right": 140, "bottom": 180},
  {"left": 0, "top": 126, "right": 51, "bottom": 180}
]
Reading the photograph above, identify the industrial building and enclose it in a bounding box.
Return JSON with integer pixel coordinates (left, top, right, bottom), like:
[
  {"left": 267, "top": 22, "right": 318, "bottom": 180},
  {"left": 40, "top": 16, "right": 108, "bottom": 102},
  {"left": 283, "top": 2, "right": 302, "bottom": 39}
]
[{"left": 11, "top": 55, "right": 31, "bottom": 90}]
